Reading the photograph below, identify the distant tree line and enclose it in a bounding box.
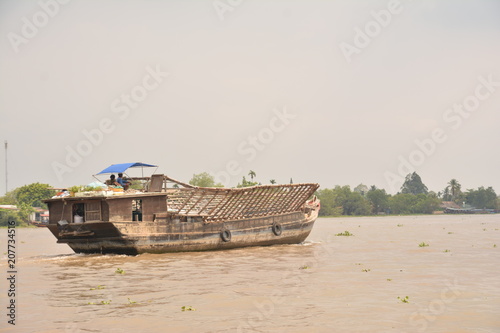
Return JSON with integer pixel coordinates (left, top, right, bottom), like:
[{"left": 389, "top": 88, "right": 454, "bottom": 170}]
[
  {"left": 317, "top": 172, "right": 499, "bottom": 216},
  {"left": 188, "top": 170, "right": 263, "bottom": 188},
  {"left": 1, "top": 172, "right": 498, "bottom": 226},
  {"left": 438, "top": 178, "right": 498, "bottom": 209},
  {"left": 0, "top": 183, "right": 53, "bottom": 226},
  {"left": 189, "top": 171, "right": 499, "bottom": 216}
]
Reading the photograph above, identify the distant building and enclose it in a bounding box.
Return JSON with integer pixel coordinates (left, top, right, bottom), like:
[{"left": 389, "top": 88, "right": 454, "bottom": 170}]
[
  {"left": 0, "top": 205, "right": 17, "bottom": 210},
  {"left": 439, "top": 201, "right": 461, "bottom": 209},
  {"left": 0, "top": 205, "right": 49, "bottom": 223}
]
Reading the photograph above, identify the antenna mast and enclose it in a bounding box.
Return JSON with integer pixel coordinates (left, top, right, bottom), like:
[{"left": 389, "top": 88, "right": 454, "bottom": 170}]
[{"left": 4, "top": 140, "right": 7, "bottom": 194}]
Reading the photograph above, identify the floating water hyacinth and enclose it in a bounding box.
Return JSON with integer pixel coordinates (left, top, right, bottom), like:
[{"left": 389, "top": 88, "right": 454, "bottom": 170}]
[
  {"left": 336, "top": 231, "right": 353, "bottom": 236},
  {"left": 90, "top": 285, "right": 105, "bottom": 290},
  {"left": 397, "top": 296, "right": 409, "bottom": 303}
]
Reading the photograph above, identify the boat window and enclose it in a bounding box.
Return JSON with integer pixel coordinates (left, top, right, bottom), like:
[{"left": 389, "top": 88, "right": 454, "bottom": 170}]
[
  {"left": 133, "top": 199, "right": 142, "bottom": 221},
  {"left": 72, "top": 201, "right": 102, "bottom": 223}
]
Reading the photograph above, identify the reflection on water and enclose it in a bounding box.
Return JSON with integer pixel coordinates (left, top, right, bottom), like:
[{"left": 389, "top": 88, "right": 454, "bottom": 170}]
[{"left": 2, "top": 214, "right": 500, "bottom": 332}]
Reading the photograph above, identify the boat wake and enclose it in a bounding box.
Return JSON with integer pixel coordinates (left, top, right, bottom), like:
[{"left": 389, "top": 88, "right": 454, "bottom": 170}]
[
  {"left": 26, "top": 252, "right": 131, "bottom": 263},
  {"left": 299, "top": 240, "right": 323, "bottom": 246}
]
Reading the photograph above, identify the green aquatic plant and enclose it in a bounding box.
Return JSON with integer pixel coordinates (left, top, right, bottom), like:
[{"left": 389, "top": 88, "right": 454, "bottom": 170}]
[
  {"left": 443, "top": 249, "right": 450, "bottom": 253},
  {"left": 335, "top": 231, "right": 353, "bottom": 236},
  {"left": 397, "top": 224, "right": 403, "bottom": 227},
  {"left": 127, "top": 298, "right": 137, "bottom": 304},
  {"left": 361, "top": 269, "right": 371, "bottom": 272},
  {"left": 397, "top": 296, "right": 409, "bottom": 303},
  {"left": 181, "top": 306, "right": 196, "bottom": 311},
  {"left": 115, "top": 268, "right": 125, "bottom": 274},
  {"left": 299, "top": 265, "right": 310, "bottom": 270},
  {"left": 418, "top": 242, "right": 429, "bottom": 247},
  {"left": 87, "top": 300, "right": 112, "bottom": 305},
  {"left": 387, "top": 278, "right": 392, "bottom": 281},
  {"left": 90, "top": 285, "right": 105, "bottom": 290}
]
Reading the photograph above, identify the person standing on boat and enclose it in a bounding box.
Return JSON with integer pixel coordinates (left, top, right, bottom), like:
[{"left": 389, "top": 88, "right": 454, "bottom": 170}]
[{"left": 117, "top": 173, "right": 130, "bottom": 190}]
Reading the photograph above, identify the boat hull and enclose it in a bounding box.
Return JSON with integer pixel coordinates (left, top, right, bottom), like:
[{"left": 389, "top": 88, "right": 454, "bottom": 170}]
[{"left": 47, "top": 211, "right": 317, "bottom": 255}]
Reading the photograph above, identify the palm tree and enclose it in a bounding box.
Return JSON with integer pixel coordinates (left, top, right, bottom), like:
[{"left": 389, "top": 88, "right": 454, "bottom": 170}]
[
  {"left": 248, "top": 170, "right": 256, "bottom": 181},
  {"left": 447, "top": 179, "right": 461, "bottom": 201},
  {"left": 442, "top": 186, "right": 451, "bottom": 201},
  {"left": 270, "top": 179, "right": 276, "bottom": 184}
]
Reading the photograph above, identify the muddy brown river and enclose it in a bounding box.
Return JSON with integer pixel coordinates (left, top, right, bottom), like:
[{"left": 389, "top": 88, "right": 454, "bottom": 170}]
[{"left": 1, "top": 215, "right": 499, "bottom": 332}]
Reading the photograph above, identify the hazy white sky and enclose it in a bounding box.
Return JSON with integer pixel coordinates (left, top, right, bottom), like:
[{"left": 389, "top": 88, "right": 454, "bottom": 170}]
[{"left": 1, "top": 0, "right": 499, "bottom": 195}]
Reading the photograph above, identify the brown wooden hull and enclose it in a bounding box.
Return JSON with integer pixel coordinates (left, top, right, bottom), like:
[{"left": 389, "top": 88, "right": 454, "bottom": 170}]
[{"left": 47, "top": 211, "right": 317, "bottom": 255}]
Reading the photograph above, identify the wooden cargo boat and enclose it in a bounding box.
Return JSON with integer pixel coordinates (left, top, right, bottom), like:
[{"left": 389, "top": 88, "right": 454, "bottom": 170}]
[{"left": 44, "top": 164, "right": 320, "bottom": 255}]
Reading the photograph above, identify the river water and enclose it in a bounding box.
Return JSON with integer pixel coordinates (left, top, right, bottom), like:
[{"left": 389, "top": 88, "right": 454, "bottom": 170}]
[{"left": 1, "top": 215, "right": 499, "bottom": 333}]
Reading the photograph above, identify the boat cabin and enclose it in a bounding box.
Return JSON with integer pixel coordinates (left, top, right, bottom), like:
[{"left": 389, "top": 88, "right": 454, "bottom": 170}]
[{"left": 46, "top": 193, "right": 168, "bottom": 224}]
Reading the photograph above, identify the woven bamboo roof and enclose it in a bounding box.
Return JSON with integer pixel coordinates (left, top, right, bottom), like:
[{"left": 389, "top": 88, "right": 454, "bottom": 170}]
[{"left": 165, "top": 183, "right": 319, "bottom": 222}]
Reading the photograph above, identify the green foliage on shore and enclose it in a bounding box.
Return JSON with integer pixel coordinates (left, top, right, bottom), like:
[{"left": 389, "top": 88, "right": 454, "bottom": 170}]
[
  {"left": 236, "top": 176, "right": 259, "bottom": 188},
  {"left": 389, "top": 193, "right": 440, "bottom": 214},
  {"left": 0, "top": 183, "right": 54, "bottom": 226},
  {"left": 0, "top": 205, "right": 34, "bottom": 227},
  {"left": 366, "top": 186, "right": 390, "bottom": 214},
  {"left": 1, "top": 183, "right": 53, "bottom": 208},
  {"left": 16, "top": 183, "right": 53, "bottom": 208},
  {"left": 400, "top": 172, "right": 428, "bottom": 195},
  {"left": 317, "top": 187, "right": 440, "bottom": 216},
  {"left": 317, "top": 186, "right": 371, "bottom": 216},
  {"left": 189, "top": 172, "right": 224, "bottom": 187},
  {"left": 0, "top": 188, "right": 19, "bottom": 205},
  {"left": 465, "top": 186, "right": 497, "bottom": 209},
  {"left": 317, "top": 173, "right": 497, "bottom": 217},
  {"left": 439, "top": 180, "right": 498, "bottom": 209},
  {"left": 0, "top": 208, "right": 23, "bottom": 227},
  {"left": 441, "top": 178, "right": 462, "bottom": 202}
]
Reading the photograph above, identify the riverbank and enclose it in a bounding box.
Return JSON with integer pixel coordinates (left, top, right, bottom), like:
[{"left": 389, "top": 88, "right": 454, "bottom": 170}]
[
  {"left": 318, "top": 211, "right": 500, "bottom": 218},
  {"left": 0, "top": 223, "right": 37, "bottom": 228}
]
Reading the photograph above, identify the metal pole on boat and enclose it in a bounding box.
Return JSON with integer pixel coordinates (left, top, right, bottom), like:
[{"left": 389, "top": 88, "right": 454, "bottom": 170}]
[{"left": 4, "top": 140, "right": 7, "bottom": 194}]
